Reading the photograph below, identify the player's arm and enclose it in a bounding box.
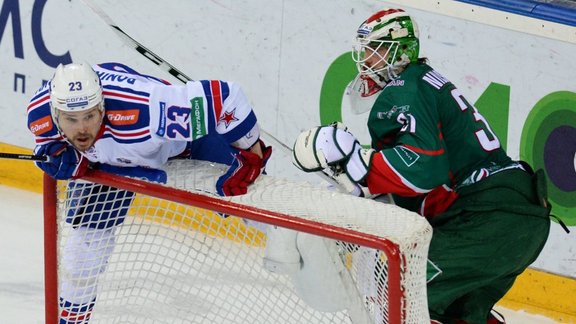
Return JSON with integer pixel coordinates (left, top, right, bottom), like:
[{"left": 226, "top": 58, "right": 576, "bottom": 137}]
[
  {"left": 365, "top": 142, "right": 450, "bottom": 196},
  {"left": 204, "top": 80, "right": 272, "bottom": 196},
  {"left": 292, "top": 120, "right": 450, "bottom": 198},
  {"left": 246, "top": 136, "right": 264, "bottom": 158}
]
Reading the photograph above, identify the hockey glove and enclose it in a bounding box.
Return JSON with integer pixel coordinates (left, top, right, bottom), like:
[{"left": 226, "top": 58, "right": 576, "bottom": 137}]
[
  {"left": 293, "top": 123, "right": 375, "bottom": 190},
  {"left": 328, "top": 164, "right": 374, "bottom": 197},
  {"left": 344, "top": 141, "right": 375, "bottom": 183},
  {"left": 292, "top": 123, "right": 356, "bottom": 172},
  {"left": 35, "top": 142, "right": 89, "bottom": 180},
  {"left": 216, "top": 140, "right": 272, "bottom": 196}
]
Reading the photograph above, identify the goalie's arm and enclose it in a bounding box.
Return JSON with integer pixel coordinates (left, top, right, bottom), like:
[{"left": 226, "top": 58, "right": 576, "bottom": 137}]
[{"left": 292, "top": 124, "right": 447, "bottom": 198}]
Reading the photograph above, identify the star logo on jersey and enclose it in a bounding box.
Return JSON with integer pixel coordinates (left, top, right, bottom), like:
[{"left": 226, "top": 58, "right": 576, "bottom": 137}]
[{"left": 219, "top": 108, "right": 239, "bottom": 128}]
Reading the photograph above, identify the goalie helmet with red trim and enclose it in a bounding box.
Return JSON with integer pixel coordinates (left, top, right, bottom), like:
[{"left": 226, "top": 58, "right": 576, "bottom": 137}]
[{"left": 351, "top": 8, "right": 420, "bottom": 93}]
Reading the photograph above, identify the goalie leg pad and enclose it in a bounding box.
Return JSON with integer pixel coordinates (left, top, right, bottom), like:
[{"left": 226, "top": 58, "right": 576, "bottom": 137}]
[
  {"left": 292, "top": 233, "right": 350, "bottom": 312},
  {"left": 353, "top": 246, "right": 379, "bottom": 297},
  {"left": 354, "top": 246, "right": 389, "bottom": 323},
  {"left": 263, "top": 226, "right": 301, "bottom": 275}
]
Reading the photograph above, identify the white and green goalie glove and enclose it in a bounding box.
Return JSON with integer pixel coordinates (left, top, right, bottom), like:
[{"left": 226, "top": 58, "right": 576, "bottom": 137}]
[{"left": 292, "top": 123, "right": 375, "bottom": 196}]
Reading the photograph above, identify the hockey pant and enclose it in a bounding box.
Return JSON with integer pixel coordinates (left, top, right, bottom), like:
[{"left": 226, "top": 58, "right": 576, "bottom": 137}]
[
  {"left": 59, "top": 226, "right": 116, "bottom": 323},
  {"left": 59, "top": 165, "right": 165, "bottom": 323},
  {"left": 426, "top": 169, "right": 551, "bottom": 324}
]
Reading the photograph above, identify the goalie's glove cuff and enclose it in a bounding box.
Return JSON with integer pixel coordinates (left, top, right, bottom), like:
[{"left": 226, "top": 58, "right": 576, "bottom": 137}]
[
  {"left": 329, "top": 167, "right": 373, "bottom": 197},
  {"left": 345, "top": 142, "right": 375, "bottom": 183}
]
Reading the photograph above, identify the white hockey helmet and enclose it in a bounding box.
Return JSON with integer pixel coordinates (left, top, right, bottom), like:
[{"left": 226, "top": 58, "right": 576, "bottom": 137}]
[{"left": 50, "top": 62, "right": 104, "bottom": 115}]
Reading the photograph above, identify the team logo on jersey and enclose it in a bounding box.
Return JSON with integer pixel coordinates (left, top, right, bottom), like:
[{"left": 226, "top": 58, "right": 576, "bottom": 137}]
[
  {"left": 219, "top": 108, "right": 239, "bottom": 128},
  {"left": 107, "top": 109, "right": 140, "bottom": 126},
  {"left": 378, "top": 105, "right": 410, "bottom": 119},
  {"left": 394, "top": 145, "right": 419, "bottom": 167},
  {"left": 29, "top": 116, "right": 54, "bottom": 135}
]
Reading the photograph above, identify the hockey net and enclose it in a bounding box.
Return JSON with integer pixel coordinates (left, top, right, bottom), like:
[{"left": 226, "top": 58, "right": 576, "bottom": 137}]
[{"left": 44, "top": 160, "right": 432, "bottom": 324}]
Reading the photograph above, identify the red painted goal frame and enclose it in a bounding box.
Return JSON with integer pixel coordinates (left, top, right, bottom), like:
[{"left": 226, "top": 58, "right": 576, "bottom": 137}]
[{"left": 43, "top": 170, "right": 403, "bottom": 324}]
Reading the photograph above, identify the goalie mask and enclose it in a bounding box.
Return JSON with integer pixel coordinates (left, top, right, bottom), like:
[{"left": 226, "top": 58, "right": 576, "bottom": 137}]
[
  {"left": 351, "top": 8, "right": 420, "bottom": 91},
  {"left": 50, "top": 62, "right": 104, "bottom": 130}
]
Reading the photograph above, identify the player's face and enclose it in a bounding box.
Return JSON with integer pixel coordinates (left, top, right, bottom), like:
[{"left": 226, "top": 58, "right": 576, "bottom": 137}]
[
  {"left": 363, "top": 44, "right": 390, "bottom": 72},
  {"left": 57, "top": 104, "right": 103, "bottom": 152}
]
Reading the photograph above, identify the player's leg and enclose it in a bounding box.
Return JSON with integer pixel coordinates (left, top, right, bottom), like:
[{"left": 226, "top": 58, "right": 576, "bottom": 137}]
[
  {"left": 428, "top": 213, "right": 549, "bottom": 323},
  {"left": 432, "top": 213, "right": 548, "bottom": 323},
  {"left": 292, "top": 233, "right": 351, "bottom": 312},
  {"left": 66, "top": 181, "right": 135, "bottom": 229},
  {"left": 427, "top": 169, "right": 550, "bottom": 323},
  {"left": 60, "top": 181, "right": 135, "bottom": 323},
  {"left": 59, "top": 225, "right": 116, "bottom": 323},
  {"left": 441, "top": 284, "right": 512, "bottom": 324}
]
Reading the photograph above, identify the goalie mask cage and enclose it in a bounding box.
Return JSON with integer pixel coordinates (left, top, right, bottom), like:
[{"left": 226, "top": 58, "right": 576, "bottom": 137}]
[{"left": 43, "top": 160, "right": 432, "bottom": 324}]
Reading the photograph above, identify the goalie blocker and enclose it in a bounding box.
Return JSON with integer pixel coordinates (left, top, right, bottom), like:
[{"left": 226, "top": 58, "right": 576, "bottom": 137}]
[{"left": 292, "top": 123, "right": 375, "bottom": 197}]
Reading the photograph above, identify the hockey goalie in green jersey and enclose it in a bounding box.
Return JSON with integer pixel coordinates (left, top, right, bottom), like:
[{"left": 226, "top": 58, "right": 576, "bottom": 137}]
[{"left": 293, "top": 8, "right": 552, "bottom": 324}]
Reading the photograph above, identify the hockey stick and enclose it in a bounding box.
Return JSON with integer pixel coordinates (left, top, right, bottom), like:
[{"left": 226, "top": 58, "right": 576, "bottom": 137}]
[
  {"left": 0, "top": 152, "right": 48, "bottom": 162},
  {"left": 80, "top": 0, "right": 344, "bottom": 188}
]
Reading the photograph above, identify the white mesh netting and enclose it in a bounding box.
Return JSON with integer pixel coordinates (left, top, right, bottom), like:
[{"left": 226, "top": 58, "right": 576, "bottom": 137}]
[{"left": 52, "top": 160, "right": 432, "bottom": 323}]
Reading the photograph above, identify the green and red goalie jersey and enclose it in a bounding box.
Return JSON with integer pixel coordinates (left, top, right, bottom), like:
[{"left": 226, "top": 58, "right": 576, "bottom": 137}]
[{"left": 364, "top": 63, "right": 512, "bottom": 218}]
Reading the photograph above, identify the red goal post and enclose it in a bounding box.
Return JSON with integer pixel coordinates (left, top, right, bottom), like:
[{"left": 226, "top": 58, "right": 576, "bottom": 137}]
[{"left": 43, "top": 160, "right": 432, "bottom": 323}]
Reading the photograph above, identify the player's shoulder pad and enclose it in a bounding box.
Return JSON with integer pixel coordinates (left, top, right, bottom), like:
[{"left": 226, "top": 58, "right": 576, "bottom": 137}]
[{"left": 27, "top": 88, "right": 58, "bottom": 138}]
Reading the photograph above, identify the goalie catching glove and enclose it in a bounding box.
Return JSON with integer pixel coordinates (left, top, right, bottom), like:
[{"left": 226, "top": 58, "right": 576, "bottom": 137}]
[
  {"left": 216, "top": 139, "right": 272, "bottom": 196},
  {"left": 292, "top": 123, "right": 375, "bottom": 195}
]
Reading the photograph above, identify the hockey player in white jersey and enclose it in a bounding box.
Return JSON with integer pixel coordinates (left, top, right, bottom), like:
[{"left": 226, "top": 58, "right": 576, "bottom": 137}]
[
  {"left": 28, "top": 62, "right": 270, "bottom": 194},
  {"left": 26, "top": 62, "right": 272, "bottom": 323}
]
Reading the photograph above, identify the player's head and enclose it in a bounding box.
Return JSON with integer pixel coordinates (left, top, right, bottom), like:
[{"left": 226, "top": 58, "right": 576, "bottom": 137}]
[
  {"left": 352, "top": 8, "right": 419, "bottom": 87},
  {"left": 50, "top": 62, "right": 104, "bottom": 152}
]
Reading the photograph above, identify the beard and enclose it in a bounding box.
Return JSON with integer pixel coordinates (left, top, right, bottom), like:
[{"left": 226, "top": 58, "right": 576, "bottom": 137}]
[{"left": 71, "top": 133, "right": 94, "bottom": 152}]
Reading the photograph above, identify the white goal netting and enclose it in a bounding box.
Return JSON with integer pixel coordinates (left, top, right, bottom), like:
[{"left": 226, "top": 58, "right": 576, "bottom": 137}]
[{"left": 46, "top": 160, "right": 432, "bottom": 324}]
